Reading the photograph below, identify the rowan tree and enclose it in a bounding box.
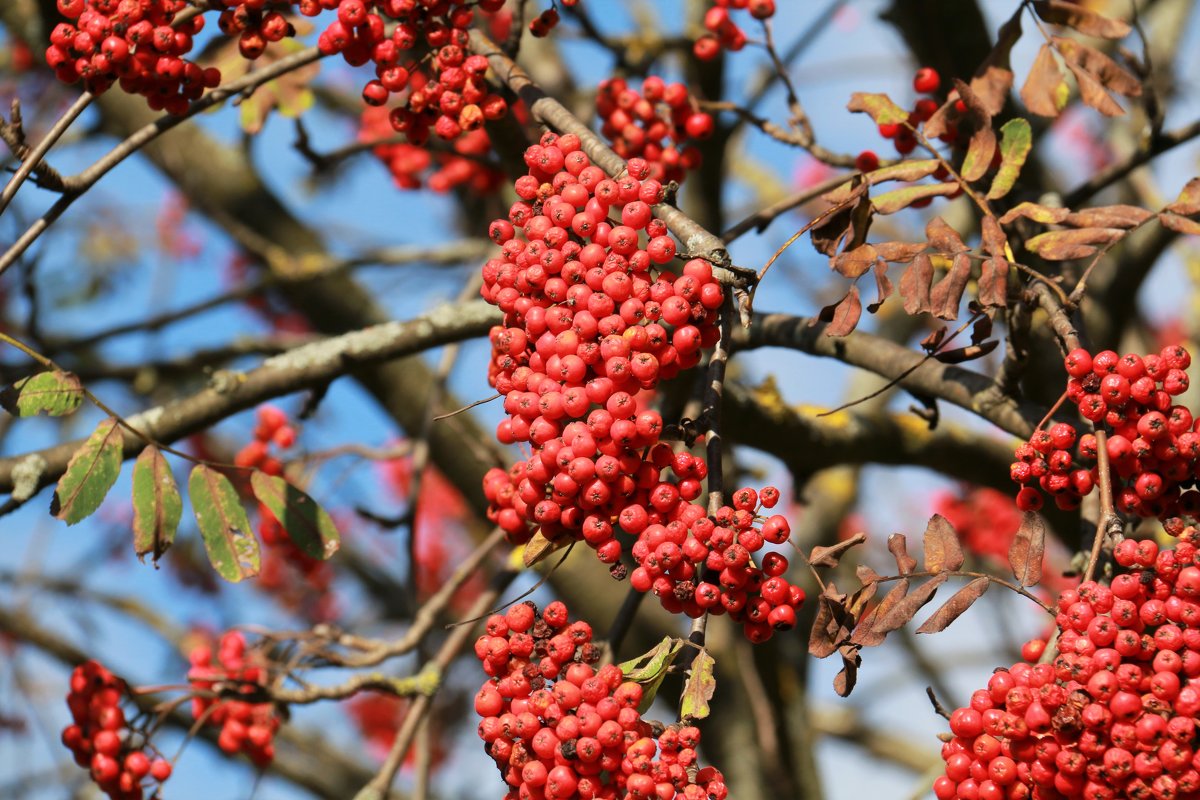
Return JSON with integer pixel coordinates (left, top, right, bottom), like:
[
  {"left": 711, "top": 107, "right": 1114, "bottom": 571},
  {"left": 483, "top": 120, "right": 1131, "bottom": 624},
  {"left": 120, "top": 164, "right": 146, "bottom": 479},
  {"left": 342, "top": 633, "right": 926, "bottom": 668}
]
[{"left": 1, "top": 2, "right": 1199, "bottom": 799}]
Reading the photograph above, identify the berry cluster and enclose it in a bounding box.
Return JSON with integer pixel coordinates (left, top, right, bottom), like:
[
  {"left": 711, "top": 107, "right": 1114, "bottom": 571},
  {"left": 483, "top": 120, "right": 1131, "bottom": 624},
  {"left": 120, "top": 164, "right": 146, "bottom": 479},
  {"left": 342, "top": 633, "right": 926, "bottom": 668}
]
[
  {"left": 1011, "top": 346, "right": 1198, "bottom": 519},
  {"left": 693, "top": 0, "right": 776, "bottom": 61},
  {"left": 867, "top": 66, "right": 950, "bottom": 158},
  {"left": 187, "top": 631, "right": 280, "bottom": 766},
  {"left": 312, "top": 0, "right": 508, "bottom": 146},
  {"left": 473, "top": 600, "right": 728, "bottom": 800},
  {"left": 478, "top": 133, "right": 804, "bottom": 639},
  {"left": 47, "top": 0, "right": 219, "bottom": 114},
  {"left": 235, "top": 405, "right": 338, "bottom": 622},
  {"left": 62, "top": 660, "right": 173, "bottom": 800},
  {"left": 595, "top": 77, "right": 713, "bottom": 185},
  {"left": 935, "top": 537, "right": 1200, "bottom": 800},
  {"left": 359, "top": 105, "right": 504, "bottom": 193},
  {"left": 214, "top": 0, "right": 297, "bottom": 61}
]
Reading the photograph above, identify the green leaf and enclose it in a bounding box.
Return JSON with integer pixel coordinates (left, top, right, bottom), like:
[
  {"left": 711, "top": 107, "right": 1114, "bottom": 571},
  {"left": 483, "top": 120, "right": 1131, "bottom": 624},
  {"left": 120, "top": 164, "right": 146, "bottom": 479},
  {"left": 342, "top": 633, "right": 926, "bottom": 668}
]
[
  {"left": 51, "top": 417, "right": 124, "bottom": 524},
  {"left": 189, "top": 465, "right": 260, "bottom": 583},
  {"left": 679, "top": 649, "right": 716, "bottom": 722},
  {"left": 1, "top": 371, "right": 84, "bottom": 417},
  {"left": 846, "top": 93, "right": 909, "bottom": 126},
  {"left": 250, "top": 471, "right": 341, "bottom": 561},
  {"left": 619, "top": 636, "right": 683, "bottom": 681},
  {"left": 618, "top": 636, "right": 684, "bottom": 712},
  {"left": 987, "top": 119, "right": 1032, "bottom": 199},
  {"left": 131, "top": 446, "right": 182, "bottom": 564},
  {"left": 871, "top": 182, "right": 960, "bottom": 215}
]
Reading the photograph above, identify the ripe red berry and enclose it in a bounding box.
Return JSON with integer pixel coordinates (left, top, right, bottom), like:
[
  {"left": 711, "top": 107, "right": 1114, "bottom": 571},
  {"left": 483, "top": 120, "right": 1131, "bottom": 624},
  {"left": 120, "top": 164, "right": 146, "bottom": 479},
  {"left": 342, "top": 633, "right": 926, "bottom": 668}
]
[{"left": 913, "top": 66, "right": 941, "bottom": 94}]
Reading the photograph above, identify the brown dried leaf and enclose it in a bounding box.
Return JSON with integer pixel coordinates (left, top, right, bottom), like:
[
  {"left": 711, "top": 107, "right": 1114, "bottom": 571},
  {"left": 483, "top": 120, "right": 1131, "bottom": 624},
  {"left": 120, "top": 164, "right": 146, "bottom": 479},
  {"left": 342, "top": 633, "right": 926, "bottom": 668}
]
[
  {"left": 808, "top": 594, "right": 839, "bottom": 658},
  {"left": 929, "top": 252, "right": 972, "bottom": 320},
  {"left": 899, "top": 254, "right": 933, "bottom": 315},
  {"left": 1054, "top": 37, "right": 1141, "bottom": 110},
  {"left": 810, "top": 532, "right": 868, "bottom": 569},
  {"left": 1026, "top": 227, "right": 1124, "bottom": 260},
  {"left": 1159, "top": 213, "right": 1200, "bottom": 236},
  {"left": 1064, "top": 205, "right": 1153, "bottom": 229},
  {"left": 868, "top": 260, "right": 894, "bottom": 313},
  {"left": 916, "top": 577, "right": 991, "bottom": 634},
  {"left": 978, "top": 256, "right": 1009, "bottom": 307},
  {"left": 934, "top": 340, "right": 1000, "bottom": 364},
  {"left": 865, "top": 160, "right": 942, "bottom": 186},
  {"left": 811, "top": 187, "right": 873, "bottom": 257},
  {"left": 888, "top": 533, "right": 917, "bottom": 575},
  {"left": 832, "top": 244, "right": 878, "bottom": 279},
  {"left": 872, "top": 182, "right": 961, "bottom": 215},
  {"left": 1010, "top": 512, "right": 1047, "bottom": 587},
  {"left": 876, "top": 573, "right": 949, "bottom": 634},
  {"left": 921, "top": 97, "right": 957, "bottom": 141},
  {"left": 925, "top": 218, "right": 968, "bottom": 254},
  {"left": 847, "top": 577, "right": 879, "bottom": 618},
  {"left": 1166, "top": 178, "right": 1200, "bottom": 216},
  {"left": 834, "top": 645, "right": 861, "bottom": 697},
  {"left": 923, "top": 514, "right": 964, "bottom": 573},
  {"left": 1021, "top": 44, "right": 1069, "bottom": 117},
  {"left": 1062, "top": 58, "right": 1125, "bottom": 116},
  {"left": 981, "top": 216, "right": 1007, "bottom": 257},
  {"left": 875, "top": 241, "right": 928, "bottom": 263},
  {"left": 970, "top": 9, "right": 1022, "bottom": 116},
  {"left": 970, "top": 315, "right": 994, "bottom": 346},
  {"left": 846, "top": 92, "right": 910, "bottom": 125},
  {"left": 921, "top": 326, "right": 948, "bottom": 353},
  {"left": 851, "top": 578, "right": 909, "bottom": 647},
  {"left": 1033, "top": 1, "right": 1131, "bottom": 40},
  {"left": 956, "top": 84, "right": 997, "bottom": 182},
  {"left": 999, "top": 202, "right": 1070, "bottom": 226},
  {"left": 823, "top": 286, "right": 863, "bottom": 337}
]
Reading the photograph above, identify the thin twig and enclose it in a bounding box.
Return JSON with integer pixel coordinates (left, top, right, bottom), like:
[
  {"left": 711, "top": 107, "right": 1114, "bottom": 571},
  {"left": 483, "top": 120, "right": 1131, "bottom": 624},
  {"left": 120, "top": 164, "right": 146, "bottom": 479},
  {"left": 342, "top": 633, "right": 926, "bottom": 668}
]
[{"left": 0, "top": 93, "right": 93, "bottom": 216}]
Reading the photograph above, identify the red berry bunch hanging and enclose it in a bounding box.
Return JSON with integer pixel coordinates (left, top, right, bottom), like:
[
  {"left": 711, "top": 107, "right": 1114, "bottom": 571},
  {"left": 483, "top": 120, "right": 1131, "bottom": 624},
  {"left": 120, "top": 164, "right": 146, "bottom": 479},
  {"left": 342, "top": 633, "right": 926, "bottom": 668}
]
[
  {"left": 473, "top": 600, "right": 729, "bottom": 800},
  {"left": 310, "top": 0, "right": 508, "bottom": 146},
  {"left": 214, "top": 0, "right": 297, "bottom": 61},
  {"left": 236, "top": 405, "right": 338, "bottom": 622},
  {"left": 187, "top": 631, "right": 281, "bottom": 766},
  {"left": 61, "top": 660, "right": 173, "bottom": 800},
  {"left": 595, "top": 77, "right": 712, "bottom": 185},
  {"left": 1011, "top": 346, "right": 1198, "bottom": 519},
  {"left": 359, "top": 105, "right": 504, "bottom": 193},
  {"left": 478, "top": 133, "right": 804, "bottom": 640},
  {"left": 47, "top": 0, "right": 219, "bottom": 114},
  {"left": 935, "top": 537, "right": 1200, "bottom": 800},
  {"left": 693, "top": 0, "right": 776, "bottom": 61}
]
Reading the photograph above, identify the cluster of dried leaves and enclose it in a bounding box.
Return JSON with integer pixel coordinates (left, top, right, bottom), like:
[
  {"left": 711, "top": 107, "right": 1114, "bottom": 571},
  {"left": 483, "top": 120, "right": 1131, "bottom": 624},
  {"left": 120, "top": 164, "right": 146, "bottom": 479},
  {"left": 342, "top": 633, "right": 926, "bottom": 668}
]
[
  {"left": 806, "top": 513, "right": 1047, "bottom": 697},
  {"left": 796, "top": 0, "right": 1184, "bottom": 341}
]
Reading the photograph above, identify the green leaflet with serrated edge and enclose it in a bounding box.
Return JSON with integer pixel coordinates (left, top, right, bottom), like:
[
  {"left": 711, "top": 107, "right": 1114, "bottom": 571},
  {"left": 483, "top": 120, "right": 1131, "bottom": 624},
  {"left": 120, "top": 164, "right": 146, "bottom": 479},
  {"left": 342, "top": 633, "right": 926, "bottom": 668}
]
[
  {"left": 189, "top": 465, "right": 260, "bottom": 583},
  {"left": 132, "top": 446, "right": 182, "bottom": 564},
  {"left": 1, "top": 371, "right": 84, "bottom": 417},
  {"left": 250, "top": 471, "right": 341, "bottom": 561},
  {"left": 51, "top": 417, "right": 124, "bottom": 525},
  {"left": 987, "top": 119, "right": 1032, "bottom": 200},
  {"left": 679, "top": 649, "right": 716, "bottom": 721}
]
